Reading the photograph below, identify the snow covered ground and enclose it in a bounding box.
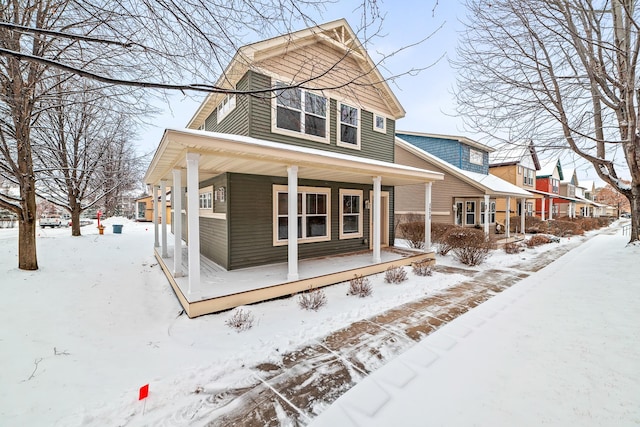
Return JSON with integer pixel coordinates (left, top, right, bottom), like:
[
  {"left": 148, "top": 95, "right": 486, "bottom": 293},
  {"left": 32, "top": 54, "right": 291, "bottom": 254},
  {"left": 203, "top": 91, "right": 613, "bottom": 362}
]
[
  {"left": 0, "top": 219, "right": 636, "bottom": 426},
  {"left": 312, "top": 226, "right": 640, "bottom": 427}
]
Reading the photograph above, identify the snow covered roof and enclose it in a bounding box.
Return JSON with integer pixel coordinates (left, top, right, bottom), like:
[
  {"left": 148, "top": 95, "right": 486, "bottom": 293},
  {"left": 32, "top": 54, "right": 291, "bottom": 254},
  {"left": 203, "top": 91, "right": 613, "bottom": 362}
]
[
  {"left": 396, "top": 137, "right": 532, "bottom": 198},
  {"left": 489, "top": 142, "right": 540, "bottom": 170},
  {"left": 537, "top": 158, "right": 563, "bottom": 180},
  {"left": 580, "top": 180, "right": 595, "bottom": 191},
  {"left": 145, "top": 129, "right": 444, "bottom": 187},
  {"left": 396, "top": 130, "right": 495, "bottom": 153},
  {"left": 561, "top": 168, "right": 576, "bottom": 185}
]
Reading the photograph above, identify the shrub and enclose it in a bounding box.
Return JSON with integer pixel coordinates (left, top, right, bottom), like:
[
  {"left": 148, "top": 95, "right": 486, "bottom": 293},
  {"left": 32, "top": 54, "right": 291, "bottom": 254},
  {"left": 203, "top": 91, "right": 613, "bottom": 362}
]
[
  {"left": 525, "top": 234, "right": 552, "bottom": 247},
  {"left": 297, "top": 287, "right": 327, "bottom": 311},
  {"left": 412, "top": 259, "right": 433, "bottom": 276},
  {"left": 446, "top": 227, "right": 492, "bottom": 266},
  {"left": 504, "top": 242, "right": 522, "bottom": 254},
  {"left": 225, "top": 308, "right": 255, "bottom": 332},
  {"left": 397, "top": 221, "right": 424, "bottom": 249},
  {"left": 432, "top": 223, "right": 460, "bottom": 255},
  {"left": 384, "top": 265, "right": 408, "bottom": 284},
  {"left": 348, "top": 274, "right": 373, "bottom": 297},
  {"left": 547, "top": 219, "right": 583, "bottom": 237}
]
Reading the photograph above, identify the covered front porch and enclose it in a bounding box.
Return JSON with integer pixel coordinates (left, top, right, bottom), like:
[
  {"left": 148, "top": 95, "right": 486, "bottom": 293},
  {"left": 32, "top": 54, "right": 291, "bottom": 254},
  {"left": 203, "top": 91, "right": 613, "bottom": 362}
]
[
  {"left": 154, "top": 239, "right": 434, "bottom": 317},
  {"left": 145, "top": 129, "right": 443, "bottom": 317}
]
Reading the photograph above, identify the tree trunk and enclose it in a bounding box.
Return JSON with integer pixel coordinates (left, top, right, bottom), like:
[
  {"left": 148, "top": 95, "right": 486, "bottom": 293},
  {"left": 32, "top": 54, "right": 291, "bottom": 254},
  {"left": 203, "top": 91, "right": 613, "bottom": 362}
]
[
  {"left": 71, "top": 206, "right": 81, "bottom": 237},
  {"left": 18, "top": 184, "right": 38, "bottom": 270},
  {"left": 629, "top": 184, "right": 640, "bottom": 244}
]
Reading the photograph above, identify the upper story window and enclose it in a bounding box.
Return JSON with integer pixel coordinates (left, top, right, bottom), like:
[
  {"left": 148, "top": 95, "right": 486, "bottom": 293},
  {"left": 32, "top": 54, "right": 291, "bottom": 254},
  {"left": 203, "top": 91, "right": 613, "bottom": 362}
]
[
  {"left": 337, "top": 102, "right": 360, "bottom": 149},
  {"left": 551, "top": 178, "right": 559, "bottom": 193},
  {"left": 567, "top": 184, "right": 575, "bottom": 197},
  {"left": 274, "top": 83, "right": 328, "bottom": 142},
  {"left": 469, "top": 148, "right": 483, "bottom": 165},
  {"left": 373, "top": 113, "right": 386, "bottom": 133},
  {"left": 217, "top": 94, "right": 236, "bottom": 123},
  {"left": 523, "top": 168, "right": 534, "bottom": 186}
]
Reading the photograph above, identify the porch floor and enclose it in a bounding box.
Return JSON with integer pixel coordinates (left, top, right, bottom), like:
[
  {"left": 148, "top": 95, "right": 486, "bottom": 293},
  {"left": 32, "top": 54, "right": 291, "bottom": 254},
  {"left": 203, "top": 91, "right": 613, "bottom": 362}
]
[{"left": 154, "top": 238, "right": 434, "bottom": 317}]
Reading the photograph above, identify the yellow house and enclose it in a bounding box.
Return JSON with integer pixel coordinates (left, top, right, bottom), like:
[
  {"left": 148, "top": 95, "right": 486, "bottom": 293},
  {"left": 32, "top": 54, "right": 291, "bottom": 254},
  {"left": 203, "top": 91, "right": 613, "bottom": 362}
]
[
  {"left": 489, "top": 142, "right": 540, "bottom": 224},
  {"left": 135, "top": 193, "right": 171, "bottom": 223}
]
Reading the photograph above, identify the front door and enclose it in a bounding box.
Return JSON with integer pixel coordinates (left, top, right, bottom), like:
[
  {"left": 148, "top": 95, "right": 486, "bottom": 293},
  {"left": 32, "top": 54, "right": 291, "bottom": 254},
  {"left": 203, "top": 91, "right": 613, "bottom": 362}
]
[{"left": 369, "top": 191, "right": 390, "bottom": 249}]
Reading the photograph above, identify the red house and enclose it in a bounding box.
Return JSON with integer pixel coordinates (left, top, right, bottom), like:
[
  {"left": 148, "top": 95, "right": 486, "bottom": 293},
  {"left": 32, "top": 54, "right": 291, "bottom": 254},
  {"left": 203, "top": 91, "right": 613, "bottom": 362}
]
[{"left": 532, "top": 159, "right": 563, "bottom": 220}]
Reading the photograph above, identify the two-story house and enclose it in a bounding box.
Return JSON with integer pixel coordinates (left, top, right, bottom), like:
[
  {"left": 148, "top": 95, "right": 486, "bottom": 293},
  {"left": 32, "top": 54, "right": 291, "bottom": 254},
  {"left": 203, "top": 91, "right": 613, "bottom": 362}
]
[
  {"left": 395, "top": 132, "right": 532, "bottom": 238},
  {"left": 144, "top": 20, "right": 443, "bottom": 317},
  {"left": 557, "top": 168, "right": 580, "bottom": 218},
  {"left": 532, "top": 158, "right": 563, "bottom": 219},
  {"left": 489, "top": 142, "right": 540, "bottom": 223}
]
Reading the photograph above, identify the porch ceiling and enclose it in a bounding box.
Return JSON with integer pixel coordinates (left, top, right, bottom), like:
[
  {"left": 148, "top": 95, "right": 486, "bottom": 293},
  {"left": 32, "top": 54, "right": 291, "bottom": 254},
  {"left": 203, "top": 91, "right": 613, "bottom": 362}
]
[{"left": 145, "top": 129, "right": 444, "bottom": 187}]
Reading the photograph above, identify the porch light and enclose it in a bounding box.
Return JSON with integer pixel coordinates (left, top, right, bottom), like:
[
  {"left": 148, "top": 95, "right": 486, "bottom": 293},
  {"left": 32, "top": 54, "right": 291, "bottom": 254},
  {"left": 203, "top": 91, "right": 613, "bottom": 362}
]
[{"left": 364, "top": 200, "right": 370, "bottom": 209}]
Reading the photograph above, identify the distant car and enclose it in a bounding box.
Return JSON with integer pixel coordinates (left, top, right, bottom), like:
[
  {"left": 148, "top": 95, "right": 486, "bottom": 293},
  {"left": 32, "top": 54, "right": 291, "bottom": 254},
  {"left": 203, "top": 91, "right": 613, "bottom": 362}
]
[{"left": 40, "top": 215, "right": 63, "bottom": 228}]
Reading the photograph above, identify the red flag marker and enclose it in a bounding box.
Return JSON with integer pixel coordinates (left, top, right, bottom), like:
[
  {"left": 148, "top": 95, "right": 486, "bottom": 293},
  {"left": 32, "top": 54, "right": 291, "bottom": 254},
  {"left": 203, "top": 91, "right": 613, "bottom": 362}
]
[{"left": 139, "top": 384, "right": 149, "bottom": 400}]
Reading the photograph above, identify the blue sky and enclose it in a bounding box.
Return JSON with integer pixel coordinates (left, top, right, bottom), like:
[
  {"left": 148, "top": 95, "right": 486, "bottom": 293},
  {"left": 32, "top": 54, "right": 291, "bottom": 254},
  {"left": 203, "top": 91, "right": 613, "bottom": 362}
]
[{"left": 139, "top": 1, "right": 606, "bottom": 185}]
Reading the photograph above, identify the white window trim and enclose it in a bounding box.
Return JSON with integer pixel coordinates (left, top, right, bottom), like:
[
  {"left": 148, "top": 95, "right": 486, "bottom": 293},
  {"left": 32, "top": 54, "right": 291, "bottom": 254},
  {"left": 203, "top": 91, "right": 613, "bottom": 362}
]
[
  {"left": 272, "top": 185, "right": 331, "bottom": 246},
  {"left": 217, "top": 94, "right": 236, "bottom": 123},
  {"left": 339, "top": 189, "right": 363, "bottom": 239},
  {"left": 469, "top": 148, "right": 483, "bottom": 166},
  {"left": 198, "top": 186, "right": 213, "bottom": 212},
  {"left": 271, "top": 84, "right": 329, "bottom": 144},
  {"left": 372, "top": 113, "right": 387, "bottom": 134},
  {"left": 337, "top": 101, "right": 361, "bottom": 150},
  {"left": 465, "top": 201, "right": 476, "bottom": 226}
]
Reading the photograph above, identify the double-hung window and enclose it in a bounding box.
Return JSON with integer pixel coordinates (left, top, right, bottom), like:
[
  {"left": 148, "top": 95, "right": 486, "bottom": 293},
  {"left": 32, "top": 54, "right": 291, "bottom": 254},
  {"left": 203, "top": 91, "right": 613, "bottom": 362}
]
[
  {"left": 339, "top": 189, "right": 362, "bottom": 239},
  {"left": 275, "top": 83, "right": 327, "bottom": 141},
  {"left": 373, "top": 113, "right": 386, "bottom": 133},
  {"left": 338, "top": 102, "right": 360, "bottom": 148},
  {"left": 274, "top": 185, "right": 331, "bottom": 245}
]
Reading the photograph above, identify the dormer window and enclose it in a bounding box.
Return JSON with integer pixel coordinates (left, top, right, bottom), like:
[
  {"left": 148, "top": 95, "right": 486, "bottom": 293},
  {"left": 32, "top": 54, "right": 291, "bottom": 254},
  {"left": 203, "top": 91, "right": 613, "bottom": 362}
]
[
  {"left": 338, "top": 102, "right": 360, "bottom": 149},
  {"left": 217, "top": 94, "right": 236, "bottom": 123},
  {"left": 470, "top": 148, "right": 483, "bottom": 165},
  {"left": 274, "top": 83, "right": 328, "bottom": 141}
]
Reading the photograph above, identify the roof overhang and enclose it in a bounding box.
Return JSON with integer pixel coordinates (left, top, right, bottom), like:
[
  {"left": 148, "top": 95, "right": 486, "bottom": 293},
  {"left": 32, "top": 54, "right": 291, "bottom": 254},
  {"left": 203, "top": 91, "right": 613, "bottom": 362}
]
[
  {"left": 145, "top": 129, "right": 444, "bottom": 187},
  {"left": 396, "top": 130, "right": 496, "bottom": 153}
]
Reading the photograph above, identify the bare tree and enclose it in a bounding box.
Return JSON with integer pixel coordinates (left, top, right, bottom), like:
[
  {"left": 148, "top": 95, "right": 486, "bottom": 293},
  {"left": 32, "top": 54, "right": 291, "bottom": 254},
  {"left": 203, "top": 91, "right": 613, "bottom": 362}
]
[
  {"left": 454, "top": 0, "right": 640, "bottom": 243},
  {"left": 32, "top": 78, "right": 141, "bottom": 236}
]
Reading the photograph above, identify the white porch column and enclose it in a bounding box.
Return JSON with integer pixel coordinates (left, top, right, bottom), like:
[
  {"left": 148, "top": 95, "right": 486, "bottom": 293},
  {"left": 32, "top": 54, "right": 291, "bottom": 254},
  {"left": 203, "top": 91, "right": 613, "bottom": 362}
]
[
  {"left": 172, "top": 169, "right": 183, "bottom": 277},
  {"left": 520, "top": 198, "right": 526, "bottom": 235},
  {"left": 372, "top": 176, "right": 382, "bottom": 264},
  {"left": 186, "top": 153, "right": 201, "bottom": 296},
  {"left": 541, "top": 197, "right": 546, "bottom": 221},
  {"left": 287, "top": 166, "right": 299, "bottom": 281},
  {"left": 160, "top": 181, "right": 168, "bottom": 258},
  {"left": 483, "top": 194, "right": 490, "bottom": 236},
  {"left": 505, "top": 196, "right": 511, "bottom": 239},
  {"left": 549, "top": 198, "right": 554, "bottom": 220},
  {"left": 424, "top": 182, "right": 432, "bottom": 252},
  {"left": 153, "top": 185, "right": 159, "bottom": 248}
]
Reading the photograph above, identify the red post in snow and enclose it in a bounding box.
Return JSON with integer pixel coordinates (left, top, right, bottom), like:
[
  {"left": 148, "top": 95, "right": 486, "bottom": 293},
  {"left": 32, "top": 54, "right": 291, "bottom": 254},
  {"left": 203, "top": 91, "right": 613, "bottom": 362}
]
[{"left": 97, "top": 210, "right": 102, "bottom": 228}]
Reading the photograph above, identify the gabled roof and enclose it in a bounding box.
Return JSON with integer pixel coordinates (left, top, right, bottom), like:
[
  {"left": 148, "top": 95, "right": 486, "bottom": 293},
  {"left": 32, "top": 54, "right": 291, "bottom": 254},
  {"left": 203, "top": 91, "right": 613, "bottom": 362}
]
[
  {"left": 489, "top": 141, "right": 541, "bottom": 170},
  {"left": 579, "top": 180, "right": 595, "bottom": 192},
  {"left": 396, "top": 130, "right": 495, "bottom": 153},
  {"left": 537, "top": 158, "right": 564, "bottom": 180},
  {"left": 561, "top": 168, "right": 577, "bottom": 185},
  {"left": 187, "top": 19, "right": 405, "bottom": 130},
  {"left": 396, "top": 137, "right": 532, "bottom": 198}
]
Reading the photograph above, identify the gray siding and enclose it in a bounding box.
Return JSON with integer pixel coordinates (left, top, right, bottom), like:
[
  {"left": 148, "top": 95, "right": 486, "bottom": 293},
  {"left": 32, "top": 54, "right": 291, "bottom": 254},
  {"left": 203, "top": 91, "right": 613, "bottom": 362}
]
[{"left": 227, "top": 173, "right": 389, "bottom": 270}]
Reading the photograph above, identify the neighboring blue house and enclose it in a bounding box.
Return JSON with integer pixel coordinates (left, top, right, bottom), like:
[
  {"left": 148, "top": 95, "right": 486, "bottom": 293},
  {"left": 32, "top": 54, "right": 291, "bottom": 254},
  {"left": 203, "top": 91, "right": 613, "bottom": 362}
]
[
  {"left": 395, "top": 131, "right": 532, "bottom": 237},
  {"left": 396, "top": 131, "right": 490, "bottom": 174}
]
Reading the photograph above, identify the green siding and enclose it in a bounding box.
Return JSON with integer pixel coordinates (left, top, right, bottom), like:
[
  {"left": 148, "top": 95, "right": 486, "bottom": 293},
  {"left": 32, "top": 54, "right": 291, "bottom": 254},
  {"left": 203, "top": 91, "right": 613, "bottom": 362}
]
[
  {"left": 204, "top": 74, "right": 250, "bottom": 136},
  {"left": 198, "top": 175, "right": 229, "bottom": 267},
  {"left": 245, "top": 72, "right": 395, "bottom": 162},
  {"left": 227, "top": 173, "right": 387, "bottom": 270}
]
